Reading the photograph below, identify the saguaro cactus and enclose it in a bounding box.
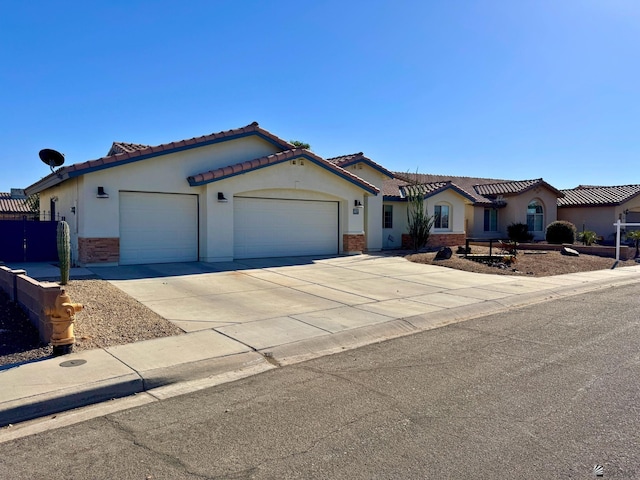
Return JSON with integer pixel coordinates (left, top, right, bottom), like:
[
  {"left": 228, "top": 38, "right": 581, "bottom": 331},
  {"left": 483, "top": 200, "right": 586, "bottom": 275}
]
[{"left": 57, "top": 221, "right": 71, "bottom": 285}]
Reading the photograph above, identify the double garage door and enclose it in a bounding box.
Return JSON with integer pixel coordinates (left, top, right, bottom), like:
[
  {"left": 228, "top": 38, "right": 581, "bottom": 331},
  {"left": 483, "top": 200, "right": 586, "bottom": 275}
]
[
  {"left": 120, "top": 192, "right": 198, "bottom": 265},
  {"left": 234, "top": 197, "right": 339, "bottom": 259},
  {"left": 119, "top": 193, "right": 339, "bottom": 264}
]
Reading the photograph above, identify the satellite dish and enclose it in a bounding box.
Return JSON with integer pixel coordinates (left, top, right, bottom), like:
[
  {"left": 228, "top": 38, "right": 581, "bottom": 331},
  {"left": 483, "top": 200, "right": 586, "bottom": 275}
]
[{"left": 39, "top": 148, "right": 65, "bottom": 174}]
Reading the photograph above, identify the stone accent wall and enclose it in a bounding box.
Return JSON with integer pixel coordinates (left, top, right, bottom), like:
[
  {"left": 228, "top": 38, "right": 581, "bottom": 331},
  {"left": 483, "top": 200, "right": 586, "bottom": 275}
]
[
  {"left": 343, "top": 233, "right": 366, "bottom": 253},
  {"left": 78, "top": 237, "right": 120, "bottom": 264},
  {"left": 402, "top": 233, "right": 466, "bottom": 250}
]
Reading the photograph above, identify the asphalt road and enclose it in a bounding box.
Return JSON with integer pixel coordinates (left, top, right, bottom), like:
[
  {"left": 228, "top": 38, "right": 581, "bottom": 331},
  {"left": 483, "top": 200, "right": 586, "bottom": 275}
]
[{"left": 1, "top": 282, "right": 639, "bottom": 479}]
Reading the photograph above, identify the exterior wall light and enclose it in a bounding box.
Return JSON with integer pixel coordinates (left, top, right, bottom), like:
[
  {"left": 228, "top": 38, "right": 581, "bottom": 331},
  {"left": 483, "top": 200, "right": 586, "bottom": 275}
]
[
  {"left": 97, "top": 186, "right": 109, "bottom": 198},
  {"left": 218, "top": 192, "right": 228, "bottom": 203}
]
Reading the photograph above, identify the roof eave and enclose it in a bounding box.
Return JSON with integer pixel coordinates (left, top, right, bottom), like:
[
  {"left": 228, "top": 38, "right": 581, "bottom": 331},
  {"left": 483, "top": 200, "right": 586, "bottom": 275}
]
[{"left": 188, "top": 153, "right": 380, "bottom": 195}]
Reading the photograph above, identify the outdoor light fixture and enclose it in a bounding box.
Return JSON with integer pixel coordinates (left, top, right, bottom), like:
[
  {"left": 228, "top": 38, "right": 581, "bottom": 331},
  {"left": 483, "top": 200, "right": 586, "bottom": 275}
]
[
  {"left": 96, "top": 186, "right": 109, "bottom": 198},
  {"left": 354, "top": 200, "right": 363, "bottom": 208},
  {"left": 217, "top": 192, "right": 228, "bottom": 203}
]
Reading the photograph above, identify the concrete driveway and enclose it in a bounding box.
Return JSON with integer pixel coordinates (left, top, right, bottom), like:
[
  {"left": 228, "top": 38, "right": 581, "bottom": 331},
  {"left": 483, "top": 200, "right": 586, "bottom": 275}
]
[{"left": 88, "top": 254, "right": 573, "bottom": 351}]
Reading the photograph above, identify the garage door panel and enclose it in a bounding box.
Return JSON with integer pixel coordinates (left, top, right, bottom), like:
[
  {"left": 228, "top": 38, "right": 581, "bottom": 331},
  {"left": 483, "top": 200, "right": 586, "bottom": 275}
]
[
  {"left": 120, "top": 192, "right": 198, "bottom": 265},
  {"left": 234, "top": 197, "right": 338, "bottom": 259}
]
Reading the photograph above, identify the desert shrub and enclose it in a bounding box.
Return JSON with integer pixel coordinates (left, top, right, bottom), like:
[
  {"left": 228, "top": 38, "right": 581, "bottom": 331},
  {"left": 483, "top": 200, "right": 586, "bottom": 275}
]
[
  {"left": 577, "top": 230, "right": 598, "bottom": 246},
  {"left": 507, "top": 223, "right": 534, "bottom": 242},
  {"left": 545, "top": 220, "right": 576, "bottom": 244}
]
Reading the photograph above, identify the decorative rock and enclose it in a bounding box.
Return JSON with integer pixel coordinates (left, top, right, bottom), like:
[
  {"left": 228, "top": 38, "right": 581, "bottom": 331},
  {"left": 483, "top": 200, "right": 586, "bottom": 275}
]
[
  {"left": 434, "top": 246, "right": 453, "bottom": 260},
  {"left": 561, "top": 246, "right": 580, "bottom": 256},
  {"left": 456, "top": 245, "right": 471, "bottom": 254}
]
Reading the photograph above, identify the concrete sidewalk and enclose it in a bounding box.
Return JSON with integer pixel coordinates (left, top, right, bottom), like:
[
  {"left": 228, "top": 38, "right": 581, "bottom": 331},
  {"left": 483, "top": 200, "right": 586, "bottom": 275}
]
[{"left": 2, "top": 255, "right": 640, "bottom": 428}]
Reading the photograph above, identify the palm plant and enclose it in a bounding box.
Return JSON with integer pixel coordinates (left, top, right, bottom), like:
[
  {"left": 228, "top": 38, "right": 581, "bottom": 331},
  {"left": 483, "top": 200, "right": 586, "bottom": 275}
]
[
  {"left": 578, "top": 230, "right": 598, "bottom": 246},
  {"left": 626, "top": 230, "right": 640, "bottom": 258}
]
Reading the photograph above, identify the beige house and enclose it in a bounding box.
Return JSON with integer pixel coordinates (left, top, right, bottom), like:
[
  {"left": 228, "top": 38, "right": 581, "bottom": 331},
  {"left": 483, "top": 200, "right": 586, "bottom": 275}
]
[
  {"left": 381, "top": 174, "right": 564, "bottom": 247},
  {"left": 25, "top": 123, "right": 385, "bottom": 266},
  {"left": 558, "top": 185, "right": 640, "bottom": 242}
]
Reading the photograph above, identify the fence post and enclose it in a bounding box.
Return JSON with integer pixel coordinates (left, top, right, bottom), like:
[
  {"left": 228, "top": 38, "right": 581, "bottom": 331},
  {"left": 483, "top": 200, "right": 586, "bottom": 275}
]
[{"left": 615, "top": 219, "right": 621, "bottom": 261}]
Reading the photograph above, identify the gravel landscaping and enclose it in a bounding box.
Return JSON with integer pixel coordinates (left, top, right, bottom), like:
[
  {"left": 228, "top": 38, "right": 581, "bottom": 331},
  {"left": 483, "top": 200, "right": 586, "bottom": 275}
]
[{"left": 0, "top": 279, "right": 183, "bottom": 367}]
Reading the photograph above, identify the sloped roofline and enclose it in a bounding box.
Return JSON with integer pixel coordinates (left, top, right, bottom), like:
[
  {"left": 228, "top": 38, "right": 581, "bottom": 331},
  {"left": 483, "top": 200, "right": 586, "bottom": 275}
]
[
  {"left": 475, "top": 178, "right": 565, "bottom": 198},
  {"left": 398, "top": 181, "right": 477, "bottom": 203},
  {"left": 188, "top": 149, "right": 380, "bottom": 195},
  {"left": 558, "top": 184, "right": 640, "bottom": 207},
  {"left": 25, "top": 122, "right": 295, "bottom": 195},
  {"left": 326, "top": 152, "right": 395, "bottom": 179}
]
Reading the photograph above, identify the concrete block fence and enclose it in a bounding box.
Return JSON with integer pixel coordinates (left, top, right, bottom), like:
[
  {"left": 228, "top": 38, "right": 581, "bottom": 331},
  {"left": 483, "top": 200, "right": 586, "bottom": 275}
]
[{"left": 0, "top": 265, "right": 61, "bottom": 343}]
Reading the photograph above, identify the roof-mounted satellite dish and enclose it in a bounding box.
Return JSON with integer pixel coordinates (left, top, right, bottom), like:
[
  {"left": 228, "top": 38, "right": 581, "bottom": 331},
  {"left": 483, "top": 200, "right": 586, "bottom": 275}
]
[{"left": 39, "top": 148, "right": 65, "bottom": 174}]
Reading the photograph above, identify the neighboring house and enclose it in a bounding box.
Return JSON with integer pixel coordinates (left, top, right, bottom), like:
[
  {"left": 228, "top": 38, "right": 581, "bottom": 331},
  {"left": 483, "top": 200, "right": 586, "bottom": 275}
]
[
  {"left": 558, "top": 185, "right": 640, "bottom": 242},
  {"left": 25, "top": 123, "right": 382, "bottom": 266},
  {"left": 0, "top": 189, "right": 32, "bottom": 220},
  {"left": 381, "top": 174, "right": 565, "bottom": 247}
]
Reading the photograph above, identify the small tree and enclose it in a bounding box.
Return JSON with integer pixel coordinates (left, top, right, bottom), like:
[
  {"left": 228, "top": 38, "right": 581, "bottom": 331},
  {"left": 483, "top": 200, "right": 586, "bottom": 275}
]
[
  {"left": 290, "top": 140, "right": 310, "bottom": 149},
  {"left": 626, "top": 230, "right": 640, "bottom": 258},
  {"left": 405, "top": 184, "right": 434, "bottom": 252}
]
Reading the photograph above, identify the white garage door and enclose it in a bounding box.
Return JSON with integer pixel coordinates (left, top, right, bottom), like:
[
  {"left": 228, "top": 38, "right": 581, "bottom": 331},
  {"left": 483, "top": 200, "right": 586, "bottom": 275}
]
[
  {"left": 119, "top": 192, "right": 198, "bottom": 265},
  {"left": 234, "top": 197, "right": 339, "bottom": 259}
]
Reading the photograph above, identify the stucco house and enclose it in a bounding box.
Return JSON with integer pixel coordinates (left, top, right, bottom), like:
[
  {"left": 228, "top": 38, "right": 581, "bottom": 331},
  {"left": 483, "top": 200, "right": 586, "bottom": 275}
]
[
  {"left": 25, "top": 123, "right": 389, "bottom": 266},
  {"left": 557, "top": 185, "right": 640, "bottom": 242},
  {"left": 381, "top": 173, "right": 565, "bottom": 247}
]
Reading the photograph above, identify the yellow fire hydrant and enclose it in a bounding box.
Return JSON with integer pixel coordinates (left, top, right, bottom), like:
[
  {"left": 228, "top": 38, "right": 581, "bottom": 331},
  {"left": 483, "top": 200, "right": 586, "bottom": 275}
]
[{"left": 45, "top": 289, "right": 83, "bottom": 356}]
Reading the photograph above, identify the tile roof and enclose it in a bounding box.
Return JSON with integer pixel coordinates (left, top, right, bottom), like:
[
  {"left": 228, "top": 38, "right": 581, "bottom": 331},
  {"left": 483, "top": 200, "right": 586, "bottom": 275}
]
[
  {"left": 326, "top": 152, "right": 395, "bottom": 179},
  {"left": 385, "top": 173, "right": 511, "bottom": 204},
  {"left": 107, "top": 142, "right": 150, "bottom": 156},
  {"left": 558, "top": 185, "right": 640, "bottom": 207},
  {"left": 0, "top": 192, "right": 31, "bottom": 213},
  {"left": 384, "top": 173, "right": 564, "bottom": 204},
  {"left": 26, "top": 122, "right": 295, "bottom": 195},
  {"left": 475, "top": 178, "right": 564, "bottom": 198},
  {"left": 188, "top": 149, "right": 380, "bottom": 195}
]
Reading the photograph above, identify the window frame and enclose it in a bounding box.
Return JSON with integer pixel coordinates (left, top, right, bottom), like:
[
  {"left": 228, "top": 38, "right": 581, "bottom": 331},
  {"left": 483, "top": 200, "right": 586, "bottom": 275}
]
[
  {"left": 484, "top": 208, "right": 498, "bottom": 232},
  {"left": 526, "top": 200, "right": 544, "bottom": 232},
  {"left": 434, "top": 204, "right": 450, "bottom": 230},
  {"left": 383, "top": 204, "right": 393, "bottom": 229}
]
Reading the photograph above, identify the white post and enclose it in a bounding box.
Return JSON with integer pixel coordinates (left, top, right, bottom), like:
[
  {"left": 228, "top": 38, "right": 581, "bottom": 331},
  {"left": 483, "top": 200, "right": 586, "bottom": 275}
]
[{"left": 615, "top": 219, "right": 621, "bottom": 261}]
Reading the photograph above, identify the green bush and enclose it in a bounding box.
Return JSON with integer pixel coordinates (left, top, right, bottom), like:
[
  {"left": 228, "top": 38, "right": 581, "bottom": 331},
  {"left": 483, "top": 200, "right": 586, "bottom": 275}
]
[
  {"left": 507, "top": 223, "right": 534, "bottom": 242},
  {"left": 577, "top": 230, "right": 598, "bottom": 246},
  {"left": 545, "top": 220, "right": 576, "bottom": 244}
]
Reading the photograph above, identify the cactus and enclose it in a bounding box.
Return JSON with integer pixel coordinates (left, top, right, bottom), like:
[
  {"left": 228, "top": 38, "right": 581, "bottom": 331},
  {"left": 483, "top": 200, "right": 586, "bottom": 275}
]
[{"left": 57, "top": 221, "right": 71, "bottom": 285}]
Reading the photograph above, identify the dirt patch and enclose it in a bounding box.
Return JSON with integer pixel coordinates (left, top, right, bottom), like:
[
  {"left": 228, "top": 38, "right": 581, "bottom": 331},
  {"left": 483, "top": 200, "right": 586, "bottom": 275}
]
[{"left": 406, "top": 246, "right": 638, "bottom": 276}]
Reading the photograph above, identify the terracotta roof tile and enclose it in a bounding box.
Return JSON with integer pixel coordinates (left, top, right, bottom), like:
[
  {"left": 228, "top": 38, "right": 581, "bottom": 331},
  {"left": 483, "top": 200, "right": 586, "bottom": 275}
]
[
  {"left": 0, "top": 192, "right": 31, "bottom": 213},
  {"left": 385, "top": 173, "right": 563, "bottom": 204},
  {"left": 327, "top": 152, "right": 394, "bottom": 179},
  {"left": 107, "top": 142, "right": 150, "bottom": 156},
  {"left": 188, "top": 149, "right": 380, "bottom": 194},
  {"left": 558, "top": 185, "right": 640, "bottom": 207},
  {"left": 474, "top": 178, "right": 563, "bottom": 198},
  {"left": 26, "top": 122, "right": 296, "bottom": 195}
]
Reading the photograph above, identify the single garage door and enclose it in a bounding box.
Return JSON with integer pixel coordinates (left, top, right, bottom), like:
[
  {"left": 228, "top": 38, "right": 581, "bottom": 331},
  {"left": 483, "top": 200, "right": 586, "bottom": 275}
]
[
  {"left": 119, "top": 192, "right": 198, "bottom": 265},
  {"left": 234, "top": 197, "right": 339, "bottom": 259}
]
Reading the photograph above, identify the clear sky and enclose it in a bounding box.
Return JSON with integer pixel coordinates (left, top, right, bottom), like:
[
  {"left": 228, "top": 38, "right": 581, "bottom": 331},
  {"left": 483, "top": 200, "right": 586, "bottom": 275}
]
[{"left": 1, "top": 0, "right": 638, "bottom": 193}]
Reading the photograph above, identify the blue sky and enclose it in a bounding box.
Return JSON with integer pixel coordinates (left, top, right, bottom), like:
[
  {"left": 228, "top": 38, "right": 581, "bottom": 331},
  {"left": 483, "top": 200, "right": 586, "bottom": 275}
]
[{"left": 1, "top": 0, "right": 638, "bottom": 193}]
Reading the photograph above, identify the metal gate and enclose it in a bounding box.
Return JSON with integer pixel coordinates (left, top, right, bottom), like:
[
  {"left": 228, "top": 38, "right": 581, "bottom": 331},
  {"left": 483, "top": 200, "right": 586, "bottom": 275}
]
[{"left": 0, "top": 218, "right": 59, "bottom": 263}]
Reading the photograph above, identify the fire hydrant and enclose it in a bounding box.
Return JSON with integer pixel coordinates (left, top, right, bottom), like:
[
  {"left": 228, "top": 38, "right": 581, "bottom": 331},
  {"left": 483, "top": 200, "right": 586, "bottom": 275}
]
[{"left": 45, "top": 289, "right": 83, "bottom": 356}]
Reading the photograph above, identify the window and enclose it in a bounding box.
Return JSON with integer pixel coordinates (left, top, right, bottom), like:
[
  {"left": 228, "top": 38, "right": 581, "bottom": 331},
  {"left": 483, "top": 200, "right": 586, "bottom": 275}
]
[
  {"left": 434, "top": 205, "right": 449, "bottom": 229},
  {"left": 383, "top": 204, "right": 393, "bottom": 229},
  {"left": 527, "top": 201, "right": 544, "bottom": 232},
  {"left": 484, "top": 208, "right": 498, "bottom": 232}
]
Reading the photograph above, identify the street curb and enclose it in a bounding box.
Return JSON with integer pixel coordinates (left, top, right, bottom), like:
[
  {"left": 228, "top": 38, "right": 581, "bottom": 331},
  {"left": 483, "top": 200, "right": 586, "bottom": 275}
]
[{"left": 0, "top": 375, "right": 143, "bottom": 427}]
